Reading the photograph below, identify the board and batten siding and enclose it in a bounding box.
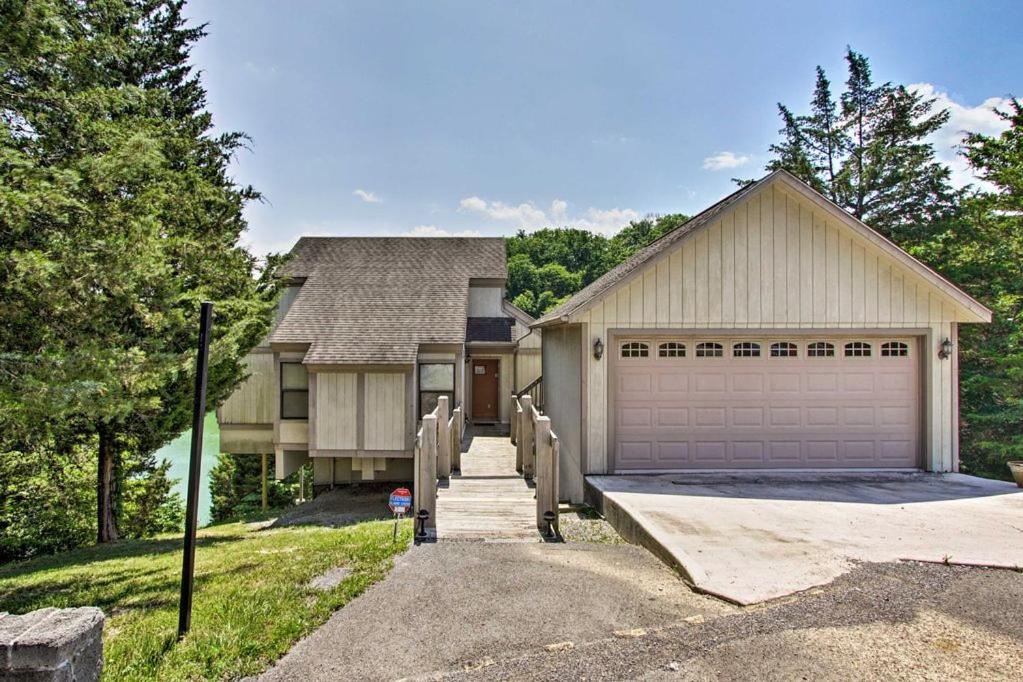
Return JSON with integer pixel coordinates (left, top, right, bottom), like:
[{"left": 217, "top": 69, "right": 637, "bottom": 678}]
[
  {"left": 218, "top": 351, "right": 275, "bottom": 424},
  {"left": 314, "top": 372, "right": 357, "bottom": 449},
  {"left": 364, "top": 373, "right": 406, "bottom": 450},
  {"left": 513, "top": 322, "right": 542, "bottom": 393},
  {"left": 515, "top": 350, "right": 542, "bottom": 392},
  {"left": 541, "top": 325, "right": 583, "bottom": 502},
  {"left": 569, "top": 181, "right": 979, "bottom": 475}
]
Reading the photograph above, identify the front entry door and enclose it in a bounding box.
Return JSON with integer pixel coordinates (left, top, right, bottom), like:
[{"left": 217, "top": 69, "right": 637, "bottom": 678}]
[{"left": 472, "top": 359, "right": 500, "bottom": 422}]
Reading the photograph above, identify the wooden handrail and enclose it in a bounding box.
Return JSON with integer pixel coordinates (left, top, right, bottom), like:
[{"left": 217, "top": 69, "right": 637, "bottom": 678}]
[
  {"left": 515, "top": 375, "right": 543, "bottom": 413},
  {"left": 517, "top": 375, "right": 542, "bottom": 395}
]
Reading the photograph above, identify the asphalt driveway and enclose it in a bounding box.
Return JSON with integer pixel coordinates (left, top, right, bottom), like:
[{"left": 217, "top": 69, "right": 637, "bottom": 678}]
[
  {"left": 590, "top": 472, "right": 1023, "bottom": 604},
  {"left": 257, "top": 542, "right": 732, "bottom": 682}
]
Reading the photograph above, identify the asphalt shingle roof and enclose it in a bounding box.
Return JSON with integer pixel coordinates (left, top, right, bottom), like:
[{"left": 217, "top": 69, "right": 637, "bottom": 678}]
[
  {"left": 466, "top": 317, "right": 514, "bottom": 342},
  {"left": 271, "top": 237, "right": 506, "bottom": 364}
]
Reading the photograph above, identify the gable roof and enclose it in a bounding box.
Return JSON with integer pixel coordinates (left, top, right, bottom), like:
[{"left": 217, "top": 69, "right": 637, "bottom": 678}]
[
  {"left": 271, "top": 237, "right": 506, "bottom": 364},
  {"left": 536, "top": 170, "right": 991, "bottom": 326}
]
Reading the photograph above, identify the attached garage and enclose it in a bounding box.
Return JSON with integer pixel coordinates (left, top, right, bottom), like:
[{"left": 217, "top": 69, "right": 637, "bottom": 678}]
[
  {"left": 535, "top": 171, "right": 992, "bottom": 502},
  {"left": 612, "top": 335, "right": 920, "bottom": 471}
]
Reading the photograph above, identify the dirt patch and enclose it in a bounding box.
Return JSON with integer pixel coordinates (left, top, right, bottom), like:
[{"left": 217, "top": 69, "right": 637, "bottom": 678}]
[
  {"left": 270, "top": 485, "right": 397, "bottom": 528},
  {"left": 306, "top": 567, "right": 352, "bottom": 591},
  {"left": 559, "top": 506, "right": 627, "bottom": 545}
]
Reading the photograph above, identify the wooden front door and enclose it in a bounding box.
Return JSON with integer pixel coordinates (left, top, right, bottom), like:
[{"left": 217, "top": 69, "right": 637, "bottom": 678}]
[{"left": 472, "top": 359, "right": 500, "bottom": 422}]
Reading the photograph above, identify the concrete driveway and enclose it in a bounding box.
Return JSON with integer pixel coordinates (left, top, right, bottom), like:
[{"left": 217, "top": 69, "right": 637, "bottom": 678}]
[{"left": 589, "top": 472, "right": 1023, "bottom": 604}]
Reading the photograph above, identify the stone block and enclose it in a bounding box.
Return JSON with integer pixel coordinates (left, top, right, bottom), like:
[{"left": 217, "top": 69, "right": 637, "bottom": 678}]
[{"left": 0, "top": 608, "right": 104, "bottom": 682}]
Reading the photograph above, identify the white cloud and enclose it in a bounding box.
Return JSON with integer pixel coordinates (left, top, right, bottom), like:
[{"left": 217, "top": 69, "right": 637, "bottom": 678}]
[
  {"left": 458, "top": 196, "right": 547, "bottom": 227},
  {"left": 403, "top": 225, "right": 482, "bottom": 238},
  {"left": 353, "top": 189, "right": 382, "bottom": 204},
  {"left": 909, "top": 83, "right": 1013, "bottom": 189},
  {"left": 457, "top": 196, "right": 640, "bottom": 235},
  {"left": 702, "top": 151, "right": 751, "bottom": 171}
]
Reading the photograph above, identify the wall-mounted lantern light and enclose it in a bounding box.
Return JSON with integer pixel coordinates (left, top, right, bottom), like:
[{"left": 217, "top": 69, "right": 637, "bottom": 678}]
[
  {"left": 593, "top": 337, "right": 604, "bottom": 360},
  {"left": 938, "top": 337, "right": 953, "bottom": 360}
]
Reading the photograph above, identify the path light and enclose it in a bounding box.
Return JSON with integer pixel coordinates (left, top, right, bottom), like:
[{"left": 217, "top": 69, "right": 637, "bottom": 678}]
[
  {"left": 593, "top": 337, "right": 604, "bottom": 360},
  {"left": 543, "top": 510, "right": 557, "bottom": 539},
  {"left": 416, "top": 509, "right": 430, "bottom": 539},
  {"left": 938, "top": 337, "right": 953, "bottom": 360}
]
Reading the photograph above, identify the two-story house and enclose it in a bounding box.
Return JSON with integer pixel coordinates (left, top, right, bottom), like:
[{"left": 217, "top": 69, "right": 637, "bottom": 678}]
[{"left": 216, "top": 237, "right": 540, "bottom": 492}]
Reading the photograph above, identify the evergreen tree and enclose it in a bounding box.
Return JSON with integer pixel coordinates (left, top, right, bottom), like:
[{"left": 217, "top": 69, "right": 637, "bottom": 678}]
[
  {"left": 0, "top": 0, "right": 278, "bottom": 545},
  {"left": 917, "top": 100, "right": 1023, "bottom": 479},
  {"left": 765, "top": 48, "right": 954, "bottom": 244}
]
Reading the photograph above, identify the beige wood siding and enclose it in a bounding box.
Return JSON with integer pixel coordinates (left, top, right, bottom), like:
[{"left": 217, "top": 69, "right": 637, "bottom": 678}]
[
  {"left": 315, "top": 372, "right": 357, "bottom": 449},
  {"left": 542, "top": 325, "right": 583, "bottom": 503},
  {"left": 515, "top": 350, "right": 542, "bottom": 392},
  {"left": 218, "top": 352, "right": 274, "bottom": 424},
  {"left": 570, "top": 182, "right": 973, "bottom": 475},
  {"left": 364, "top": 373, "right": 406, "bottom": 450},
  {"left": 514, "top": 322, "right": 542, "bottom": 349}
]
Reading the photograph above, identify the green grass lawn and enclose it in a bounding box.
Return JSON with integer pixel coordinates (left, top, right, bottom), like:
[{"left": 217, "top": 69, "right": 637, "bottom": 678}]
[{"left": 0, "top": 517, "right": 412, "bottom": 680}]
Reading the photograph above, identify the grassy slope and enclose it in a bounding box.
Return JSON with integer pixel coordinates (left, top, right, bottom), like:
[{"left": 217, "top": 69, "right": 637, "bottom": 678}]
[{"left": 0, "top": 518, "right": 412, "bottom": 680}]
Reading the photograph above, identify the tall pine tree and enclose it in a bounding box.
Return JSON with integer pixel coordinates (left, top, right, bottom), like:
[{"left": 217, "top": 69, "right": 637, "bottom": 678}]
[
  {"left": 765, "top": 48, "right": 954, "bottom": 245},
  {"left": 1, "top": 0, "right": 278, "bottom": 545}
]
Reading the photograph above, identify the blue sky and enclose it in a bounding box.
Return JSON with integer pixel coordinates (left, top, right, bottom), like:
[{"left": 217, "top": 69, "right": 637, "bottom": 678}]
[{"left": 184, "top": 1, "right": 1022, "bottom": 255}]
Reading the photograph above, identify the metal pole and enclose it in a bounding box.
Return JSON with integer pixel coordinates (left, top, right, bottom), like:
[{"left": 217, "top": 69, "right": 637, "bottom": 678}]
[
  {"left": 261, "top": 453, "right": 268, "bottom": 510},
  {"left": 178, "top": 301, "right": 213, "bottom": 640}
]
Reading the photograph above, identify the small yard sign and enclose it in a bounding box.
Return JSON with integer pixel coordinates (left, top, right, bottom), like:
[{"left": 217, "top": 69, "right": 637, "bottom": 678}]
[
  {"left": 389, "top": 487, "right": 412, "bottom": 515},
  {"left": 389, "top": 487, "right": 412, "bottom": 541}
]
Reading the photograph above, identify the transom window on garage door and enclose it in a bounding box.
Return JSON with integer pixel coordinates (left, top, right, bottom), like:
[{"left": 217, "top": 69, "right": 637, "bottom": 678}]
[
  {"left": 882, "top": 341, "right": 910, "bottom": 357},
  {"left": 696, "top": 342, "right": 724, "bottom": 357},
  {"left": 770, "top": 341, "right": 798, "bottom": 357},
  {"left": 621, "top": 342, "right": 649, "bottom": 358},
  {"left": 844, "top": 341, "right": 873, "bottom": 357},
  {"left": 658, "top": 342, "right": 686, "bottom": 357},
  {"left": 733, "top": 342, "right": 760, "bottom": 357},
  {"left": 807, "top": 341, "right": 835, "bottom": 357}
]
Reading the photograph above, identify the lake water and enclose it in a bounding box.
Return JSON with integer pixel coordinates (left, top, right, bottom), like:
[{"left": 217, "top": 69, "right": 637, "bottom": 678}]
[{"left": 157, "top": 413, "right": 220, "bottom": 526}]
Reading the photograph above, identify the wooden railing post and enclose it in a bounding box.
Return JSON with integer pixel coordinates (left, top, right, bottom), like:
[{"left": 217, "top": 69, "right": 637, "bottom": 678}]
[
  {"left": 450, "top": 405, "right": 462, "bottom": 472},
  {"left": 520, "top": 395, "right": 534, "bottom": 479},
  {"left": 513, "top": 397, "right": 523, "bottom": 470},
  {"left": 416, "top": 414, "right": 438, "bottom": 531},
  {"left": 534, "top": 416, "right": 555, "bottom": 532},
  {"left": 437, "top": 396, "right": 451, "bottom": 479},
  {"left": 510, "top": 395, "right": 519, "bottom": 446}
]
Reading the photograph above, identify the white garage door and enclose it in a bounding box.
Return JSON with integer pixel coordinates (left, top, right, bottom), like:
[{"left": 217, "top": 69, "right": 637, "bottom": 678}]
[{"left": 612, "top": 337, "right": 920, "bottom": 470}]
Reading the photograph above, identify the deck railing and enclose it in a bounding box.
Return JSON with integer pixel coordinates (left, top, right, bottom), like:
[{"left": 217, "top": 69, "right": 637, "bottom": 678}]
[
  {"left": 511, "top": 393, "right": 560, "bottom": 538},
  {"left": 413, "top": 396, "right": 463, "bottom": 538}
]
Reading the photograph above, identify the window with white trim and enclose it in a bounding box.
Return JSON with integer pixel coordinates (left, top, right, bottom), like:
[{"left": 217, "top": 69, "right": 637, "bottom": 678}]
[
  {"left": 807, "top": 341, "right": 835, "bottom": 357},
  {"left": 733, "top": 342, "right": 761, "bottom": 357},
  {"left": 696, "top": 342, "right": 724, "bottom": 358},
  {"left": 658, "top": 342, "right": 686, "bottom": 358},
  {"left": 881, "top": 341, "right": 909, "bottom": 357},
  {"left": 770, "top": 341, "right": 798, "bottom": 358},
  {"left": 844, "top": 341, "right": 872, "bottom": 357},
  {"left": 621, "top": 342, "right": 649, "bottom": 358}
]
